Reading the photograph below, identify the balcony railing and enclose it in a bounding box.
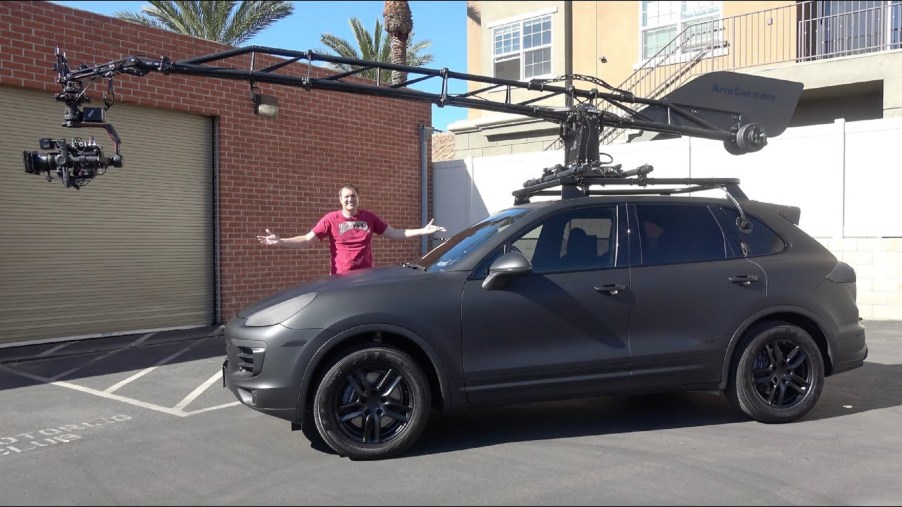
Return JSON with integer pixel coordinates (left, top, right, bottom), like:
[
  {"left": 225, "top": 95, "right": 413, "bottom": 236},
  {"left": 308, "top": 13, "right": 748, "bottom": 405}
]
[{"left": 600, "top": 0, "right": 902, "bottom": 145}]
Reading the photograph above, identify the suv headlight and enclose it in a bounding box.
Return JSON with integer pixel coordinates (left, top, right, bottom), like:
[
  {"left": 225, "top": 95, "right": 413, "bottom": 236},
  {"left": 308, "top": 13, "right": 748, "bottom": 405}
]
[{"left": 245, "top": 293, "right": 317, "bottom": 327}]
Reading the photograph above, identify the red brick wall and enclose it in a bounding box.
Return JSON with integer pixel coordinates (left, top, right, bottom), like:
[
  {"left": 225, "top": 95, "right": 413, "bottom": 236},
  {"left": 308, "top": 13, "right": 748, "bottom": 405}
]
[{"left": 0, "top": 1, "right": 432, "bottom": 322}]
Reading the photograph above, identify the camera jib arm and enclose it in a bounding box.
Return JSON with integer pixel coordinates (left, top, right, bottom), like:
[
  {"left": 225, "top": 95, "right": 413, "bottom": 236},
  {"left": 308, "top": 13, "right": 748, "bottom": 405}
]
[{"left": 33, "top": 45, "right": 803, "bottom": 192}]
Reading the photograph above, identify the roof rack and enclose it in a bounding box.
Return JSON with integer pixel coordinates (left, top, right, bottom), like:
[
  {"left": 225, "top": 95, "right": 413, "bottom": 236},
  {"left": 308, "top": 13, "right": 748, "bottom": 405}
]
[{"left": 512, "top": 163, "right": 746, "bottom": 205}]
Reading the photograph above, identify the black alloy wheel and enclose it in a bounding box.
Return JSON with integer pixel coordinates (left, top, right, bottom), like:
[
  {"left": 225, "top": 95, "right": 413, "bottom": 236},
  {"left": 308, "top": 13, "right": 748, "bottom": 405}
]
[
  {"left": 313, "top": 345, "right": 430, "bottom": 460},
  {"left": 727, "top": 321, "right": 825, "bottom": 423}
]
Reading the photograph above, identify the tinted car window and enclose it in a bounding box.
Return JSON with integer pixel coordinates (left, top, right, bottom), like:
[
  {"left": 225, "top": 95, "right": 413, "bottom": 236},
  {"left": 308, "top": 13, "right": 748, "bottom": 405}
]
[
  {"left": 713, "top": 206, "right": 786, "bottom": 257},
  {"left": 537, "top": 207, "right": 616, "bottom": 272},
  {"left": 635, "top": 204, "right": 727, "bottom": 265},
  {"left": 471, "top": 205, "right": 618, "bottom": 278},
  {"left": 421, "top": 208, "right": 530, "bottom": 272}
]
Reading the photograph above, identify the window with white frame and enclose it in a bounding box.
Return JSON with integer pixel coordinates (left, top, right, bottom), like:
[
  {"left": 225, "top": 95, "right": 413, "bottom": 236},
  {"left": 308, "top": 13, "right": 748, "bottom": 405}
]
[
  {"left": 493, "top": 14, "right": 552, "bottom": 80},
  {"left": 641, "top": 1, "right": 722, "bottom": 61}
]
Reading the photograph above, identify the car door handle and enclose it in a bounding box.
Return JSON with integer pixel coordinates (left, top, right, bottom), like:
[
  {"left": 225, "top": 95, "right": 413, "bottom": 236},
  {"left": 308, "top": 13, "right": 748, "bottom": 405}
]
[
  {"left": 594, "top": 283, "right": 627, "bottom": 295},
  {"left": 729, "top": 274, "right": 759, "bottom": 286}
]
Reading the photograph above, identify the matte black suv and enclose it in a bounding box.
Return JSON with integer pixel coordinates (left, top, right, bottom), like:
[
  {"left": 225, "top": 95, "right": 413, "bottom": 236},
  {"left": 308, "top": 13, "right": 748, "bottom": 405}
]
[{"left": 222, "top": 175, "right": 867, "bottom": 460}]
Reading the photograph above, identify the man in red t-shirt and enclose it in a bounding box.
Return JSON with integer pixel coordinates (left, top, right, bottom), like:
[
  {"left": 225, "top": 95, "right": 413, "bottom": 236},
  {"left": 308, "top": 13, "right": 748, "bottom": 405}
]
[{"left": 256, "top": 184, "right": 446, "bottom": 275}]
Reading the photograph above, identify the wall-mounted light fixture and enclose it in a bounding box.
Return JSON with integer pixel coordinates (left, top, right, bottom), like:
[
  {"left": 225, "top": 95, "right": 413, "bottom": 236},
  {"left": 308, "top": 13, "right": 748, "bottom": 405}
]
[{"left": 253, "top": 93, "right": 279, "bottom": 118}]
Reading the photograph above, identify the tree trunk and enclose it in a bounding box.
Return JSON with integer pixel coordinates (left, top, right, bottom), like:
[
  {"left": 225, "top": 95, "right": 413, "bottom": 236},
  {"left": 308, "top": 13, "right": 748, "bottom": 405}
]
[{"left": 383, "top": 0, "right": 412, "bottom": 86}]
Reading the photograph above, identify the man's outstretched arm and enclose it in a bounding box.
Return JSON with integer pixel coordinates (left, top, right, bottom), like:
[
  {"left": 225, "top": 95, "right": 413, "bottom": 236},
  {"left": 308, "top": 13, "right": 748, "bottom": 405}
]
[
  {"left": 382, "top": 219, "right": 446, "bottom": 240},
  {"left": 257, "top": 229, "right": 318, "bottom": 249}
]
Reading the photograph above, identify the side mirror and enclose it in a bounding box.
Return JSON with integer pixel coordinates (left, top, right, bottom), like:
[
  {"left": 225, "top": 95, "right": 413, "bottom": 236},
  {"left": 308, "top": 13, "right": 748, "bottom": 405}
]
[{"left": 482, "top": 251, "right": 532, "bottom": 290}]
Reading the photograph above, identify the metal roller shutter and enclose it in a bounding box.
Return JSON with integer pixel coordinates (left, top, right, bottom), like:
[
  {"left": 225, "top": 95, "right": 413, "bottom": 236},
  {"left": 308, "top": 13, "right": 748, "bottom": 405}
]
[{"left": 0, "top": 86, "right": 214, "bottom": 346}]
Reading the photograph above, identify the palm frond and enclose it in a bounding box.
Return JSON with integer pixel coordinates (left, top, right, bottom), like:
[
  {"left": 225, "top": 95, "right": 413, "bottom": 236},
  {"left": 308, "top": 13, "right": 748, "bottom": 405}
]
[
  {"left": 317, "top": 15, "right": 434, "bottom": 83},
  {"left": 114, "top": 10, "right": 167, "bottom": 30},
  {"left": 114, "top": 0, "right": 293, "bottom": 46}
]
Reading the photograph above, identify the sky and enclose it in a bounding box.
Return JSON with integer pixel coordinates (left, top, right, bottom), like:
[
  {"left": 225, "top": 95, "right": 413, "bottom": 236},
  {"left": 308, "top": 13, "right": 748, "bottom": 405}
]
[{"left": 50, "top": 1, "right": 470, "bottom": 131}]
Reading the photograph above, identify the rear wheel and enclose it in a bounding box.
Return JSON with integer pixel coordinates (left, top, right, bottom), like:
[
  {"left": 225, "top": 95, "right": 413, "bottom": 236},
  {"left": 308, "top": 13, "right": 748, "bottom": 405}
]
[
  {"left": 313, "top": 345, "right": 431, "bottom": 460},
  {"left": 727, "top": 322, "right": 824, "bottom": 423}
]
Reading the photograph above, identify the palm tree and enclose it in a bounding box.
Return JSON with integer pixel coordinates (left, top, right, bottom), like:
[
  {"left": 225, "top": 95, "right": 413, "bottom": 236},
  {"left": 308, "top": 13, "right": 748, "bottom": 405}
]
[
  {"left": 319, "top": 17, "right": 433, "bottom": 84},
  {"left": 115, "top": 0, "right": 294, "bottom": 46},
  {"left": 383, "top": 0, "right": 413, "bottom": 85}
]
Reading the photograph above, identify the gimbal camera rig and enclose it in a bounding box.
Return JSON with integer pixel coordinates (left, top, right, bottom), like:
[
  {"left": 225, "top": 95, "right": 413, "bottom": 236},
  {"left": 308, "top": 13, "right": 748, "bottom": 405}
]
[
  {"left": 24, "top": 45, "right": 802, "bottom": 194},
  {"left": 22, "top": 53, "right": 124, "bottom": 189}
]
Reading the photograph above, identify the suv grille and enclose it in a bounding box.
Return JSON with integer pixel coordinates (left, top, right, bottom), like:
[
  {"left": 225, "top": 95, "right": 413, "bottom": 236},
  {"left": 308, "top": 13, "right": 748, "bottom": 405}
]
[{"left": 236, "top": 346, "right": 265, "bottom": 375}]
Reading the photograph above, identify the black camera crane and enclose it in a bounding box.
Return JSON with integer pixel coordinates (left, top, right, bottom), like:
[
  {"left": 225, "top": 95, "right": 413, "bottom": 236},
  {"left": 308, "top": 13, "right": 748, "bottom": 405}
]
[{"left": 24, "top": 45, "right": 803, "bottom": 193}]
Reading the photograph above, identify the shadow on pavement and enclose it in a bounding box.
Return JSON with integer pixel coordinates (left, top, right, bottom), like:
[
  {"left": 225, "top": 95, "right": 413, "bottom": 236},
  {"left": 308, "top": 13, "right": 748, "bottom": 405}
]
[
  {"left": 0, "top": 328, "right": 225, "bottom": 391},
  {"left": 407, "top": 358, "right": 902, "bottom": 458}
]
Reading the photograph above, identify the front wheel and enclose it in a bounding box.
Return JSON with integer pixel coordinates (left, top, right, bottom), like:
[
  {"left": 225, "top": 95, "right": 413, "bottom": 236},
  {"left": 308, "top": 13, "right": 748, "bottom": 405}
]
[
  {"left": 726, "top": 322, "right": 824, "bottom": 423},
  {"left": 313, "top": 345, "right": 431, "bottom": 460}
]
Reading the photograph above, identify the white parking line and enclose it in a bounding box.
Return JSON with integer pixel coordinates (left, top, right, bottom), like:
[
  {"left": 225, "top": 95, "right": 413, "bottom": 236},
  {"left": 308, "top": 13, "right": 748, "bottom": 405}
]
[
  {"left": 0, "top": 347, "right": 241, "bottom": 417},
  {"left": 36, "top": 342, "right": 71, "bottom": 357},
  {"left": 184, "top": 401, "right": 242, "bottom": 415},
  {"left": 36, "top": 331, "right": 156, "bottom": 361},
  {"left": 131, "top": 332, "right": 158, "bottom": 346},
  {"left": 173, "top": 370, "right": 228, "bottom": 411},
  {"left": 50, "top": 349, "right": 122, "bottom": 381},
  {"left": 103, "top": 345, "right": 194, "bottom": 394},
  {"left": 0, "top": 364, "right": 189, "bottom": 417}
]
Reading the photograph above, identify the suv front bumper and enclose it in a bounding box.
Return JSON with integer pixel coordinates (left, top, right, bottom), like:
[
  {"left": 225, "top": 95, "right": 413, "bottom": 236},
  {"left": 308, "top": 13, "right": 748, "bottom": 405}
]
[{"left": 221, "top": 318, "right": 324, "bottom": 422}]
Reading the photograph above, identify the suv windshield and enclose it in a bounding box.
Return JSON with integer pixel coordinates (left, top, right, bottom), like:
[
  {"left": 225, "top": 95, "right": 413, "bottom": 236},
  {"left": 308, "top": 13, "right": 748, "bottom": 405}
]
[{"left": 419, "top": 208, "right": 531, "bottom": 272}]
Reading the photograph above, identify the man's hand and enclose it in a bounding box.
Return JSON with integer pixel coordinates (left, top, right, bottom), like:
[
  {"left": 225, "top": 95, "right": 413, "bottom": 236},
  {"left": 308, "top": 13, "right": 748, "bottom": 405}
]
[
  {"left": 257, "top": 228, "right": 282, "bottom": 246},
  {"left": 422, "top": 219, "right": 446, "bottom": 235}
]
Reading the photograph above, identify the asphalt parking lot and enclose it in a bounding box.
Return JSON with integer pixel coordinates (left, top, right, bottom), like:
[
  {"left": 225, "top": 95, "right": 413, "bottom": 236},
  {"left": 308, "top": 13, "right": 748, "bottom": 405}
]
[
  {"left": 0, "top": 320, "right": 900, "bottom": 505},
  {"left": 0, "top": 325, "right": 234, "bottom": 420}
]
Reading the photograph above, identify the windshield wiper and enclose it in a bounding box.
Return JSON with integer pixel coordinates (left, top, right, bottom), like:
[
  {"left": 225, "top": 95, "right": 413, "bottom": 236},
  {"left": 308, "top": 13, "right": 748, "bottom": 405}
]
[{"left": 402, "top": 262, "right": 425, "bottom": 270}]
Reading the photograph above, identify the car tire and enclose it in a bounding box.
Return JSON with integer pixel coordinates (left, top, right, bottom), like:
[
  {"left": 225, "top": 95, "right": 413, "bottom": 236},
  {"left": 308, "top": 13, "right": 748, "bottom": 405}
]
[
  {"left": 300, "top": 409, "right": 336, "bottom": 455},
  {"left": 726, "top": 321, "right": 824, "bottom": 423},
  {"left": 313, "top": 345, "right": 431, "bottom": 460}
]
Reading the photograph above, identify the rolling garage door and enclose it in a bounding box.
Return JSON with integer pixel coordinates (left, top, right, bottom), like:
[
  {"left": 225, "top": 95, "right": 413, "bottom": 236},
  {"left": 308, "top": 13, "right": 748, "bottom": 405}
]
[{"left": 0, "top": 86, "right": 214, "bottom": 345}]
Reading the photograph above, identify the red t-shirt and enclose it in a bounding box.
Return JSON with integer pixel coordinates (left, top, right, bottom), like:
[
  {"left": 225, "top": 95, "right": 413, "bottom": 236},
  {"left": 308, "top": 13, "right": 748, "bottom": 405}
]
[{"left": 312, "top": 209, "right": 388, "bottom": 275}]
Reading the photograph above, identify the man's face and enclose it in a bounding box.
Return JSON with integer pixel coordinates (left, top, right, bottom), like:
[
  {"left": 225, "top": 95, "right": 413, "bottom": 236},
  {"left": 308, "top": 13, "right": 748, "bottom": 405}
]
[{"left": 340, "top": 188, "right": 359, "bottom": 215}]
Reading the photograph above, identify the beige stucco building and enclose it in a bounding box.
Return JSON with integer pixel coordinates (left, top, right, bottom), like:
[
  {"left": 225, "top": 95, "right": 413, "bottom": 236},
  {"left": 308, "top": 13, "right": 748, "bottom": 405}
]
[{"left": 451, "top": 1, "right": 902, "bottom": 157}]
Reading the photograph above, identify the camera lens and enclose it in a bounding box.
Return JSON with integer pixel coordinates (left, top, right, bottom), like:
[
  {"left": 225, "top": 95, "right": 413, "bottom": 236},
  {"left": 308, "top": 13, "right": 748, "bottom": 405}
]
[{"left": 22, "top": 151, "right": 52, "bottom": 174}]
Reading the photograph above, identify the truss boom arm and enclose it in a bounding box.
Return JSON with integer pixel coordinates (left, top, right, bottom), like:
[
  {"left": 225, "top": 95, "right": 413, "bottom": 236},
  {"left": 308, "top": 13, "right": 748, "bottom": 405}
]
[
  {"left": 35, "top": 45, "right": 801, "bottom": 190},
  {"left": 55, "top": 46, "right": 776, "bottom": 148}
]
